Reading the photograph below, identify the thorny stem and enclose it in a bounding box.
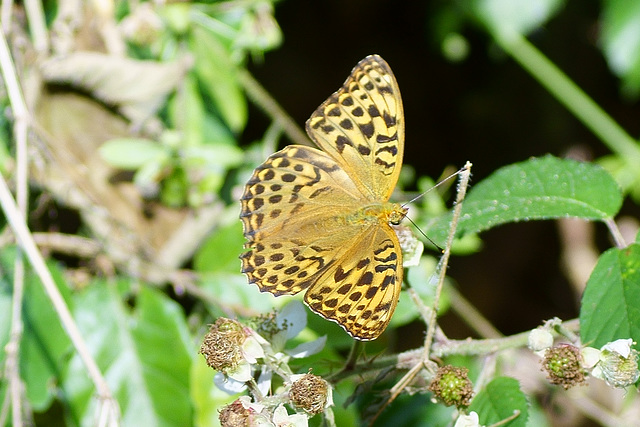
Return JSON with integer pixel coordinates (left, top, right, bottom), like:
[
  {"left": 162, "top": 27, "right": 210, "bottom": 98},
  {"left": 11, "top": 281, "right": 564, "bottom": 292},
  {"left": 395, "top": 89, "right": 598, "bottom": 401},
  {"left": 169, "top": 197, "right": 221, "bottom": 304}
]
[
  {"left": 424, "top": 161, "right": 472, "bottom": 355},
  {"left": 327, "top": 318, "right": 580, "bottom": 384},
  {"left": 326, "top": 341, "right": 362, "bottom": 382},
  {"left": 371, "top": 163, "right": 472, "bottom": 422}
]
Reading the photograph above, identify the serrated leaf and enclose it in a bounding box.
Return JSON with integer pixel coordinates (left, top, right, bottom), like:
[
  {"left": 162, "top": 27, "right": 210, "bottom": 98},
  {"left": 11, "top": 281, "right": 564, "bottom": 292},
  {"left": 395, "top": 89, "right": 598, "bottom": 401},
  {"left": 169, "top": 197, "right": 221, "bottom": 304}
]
[
  {"left": 191, "top": 26, "right": 247, "bottom": 133},
  {"left": 470, "top": 376, "right": 529, "bottom": 427},
  {"left": 429, "top": 156, "right": 622, "bottom": 244},
  {"left": 100, "top": 138, "right": 168, "bottom": 169},
  {"left": 580, "top": 243, "right": 640, "bottom": 348},
  {"left": 63, "top": 282, "right": 193, "bottom": 426}
]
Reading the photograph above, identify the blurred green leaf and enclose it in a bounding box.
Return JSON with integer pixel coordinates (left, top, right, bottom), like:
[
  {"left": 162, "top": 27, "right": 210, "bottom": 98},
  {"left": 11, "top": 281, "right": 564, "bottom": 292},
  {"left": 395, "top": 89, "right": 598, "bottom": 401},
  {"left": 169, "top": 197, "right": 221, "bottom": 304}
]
[
  {"left": 63, "top": 282, "right": 193, "bottom": 426},
  {"left": 0, "top": 248, "right": 73, "bottom": 411},
  {"left": 183, "top": 144, "right": 243, "bottom": 169},
  {"left": 199, "top": 272, "right": 277, "bottom": 316},
  {"left": 600, "top": 0, "right": 640, "bottom": 99},
  {"left": 194, "top": 221, "right": 245, "bottom": 274},
  {"left": 470, "top": 376, "right": 529, "bottom": 427},
  {"left": 191, "top": 26, "right": 247, "bottom": 133},
  {"left": 100, "top": 138, "right": 168, "bottom": 169},
  {"left": 191, "top": 356, "right": 235, "bottom": 427},
  {"left": 580, "top": 244, "right": 640, "bottom": 348},
  {"left": 429, "top": 156, "right": 622, "bottom": 244},
  {"left": 161, "top": 165, "right": 189, "bottom": 207},
  {"left": 169, "top": 73, "right": 206, "bottom": 147}
]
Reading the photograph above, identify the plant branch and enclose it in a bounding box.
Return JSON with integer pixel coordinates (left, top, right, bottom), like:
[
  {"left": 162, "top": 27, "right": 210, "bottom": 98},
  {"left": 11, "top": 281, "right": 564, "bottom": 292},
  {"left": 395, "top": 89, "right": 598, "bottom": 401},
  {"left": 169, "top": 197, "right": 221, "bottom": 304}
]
[
  {"left": 329, "top": 318, "right": 580, "bottom": 383},
  {"left": 372, "top": 162, "right": 472, "bottom": 422},
  {"left": 492, "top": 30, "right": 640, "bottom": 167},
  {"left": 237, "top": 68, "right": 311, "bottom": 147},
  {"left": 0, "top": 25, "right": 30, "bottom": 427}
]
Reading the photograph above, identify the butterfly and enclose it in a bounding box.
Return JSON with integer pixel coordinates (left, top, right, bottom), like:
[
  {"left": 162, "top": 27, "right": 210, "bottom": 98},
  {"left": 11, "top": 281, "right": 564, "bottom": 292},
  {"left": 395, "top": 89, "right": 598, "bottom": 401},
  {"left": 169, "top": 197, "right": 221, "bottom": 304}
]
[{"left": 240, "top": 55, "right": 406, "bottom": 340}]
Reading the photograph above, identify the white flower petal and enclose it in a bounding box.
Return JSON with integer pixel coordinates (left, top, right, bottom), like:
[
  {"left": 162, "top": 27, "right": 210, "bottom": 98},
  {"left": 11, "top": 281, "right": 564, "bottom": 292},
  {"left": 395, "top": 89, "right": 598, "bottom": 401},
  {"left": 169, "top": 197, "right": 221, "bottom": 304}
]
[
  {"left": 528, "top": 328, "right": 554, "bottom": 352},
  {"left": 601, "top": 338, "right": 634, "bottom": 358},
  {"left": 238, "top": 395, "right": 265, "bottom": 413},
  {"left": 257, "top": 368, "right": 273, "bottom": 396},
  {"left": 287, "top": 336, "right": 327, "bottom": 358},
  {"left": 277, "top": 301, "right": 307, "bottom": 339},
  {"left": 243, "top": 336, "right": 266, "bottom": 362},
  {"left": 214, "top": 372, "right": 247, "bottom": 394},
  {"left": 582, "top": 347, "right": 601, "bottom": 369},
  {"left": 454, "top": 411, "right": 482, "bottom": 427},
  {"left": 272, "top": 404, "right": 309, "bottom": 427},
  {"left": 228, "top": 360, "right": 253, "bottom": 382}
]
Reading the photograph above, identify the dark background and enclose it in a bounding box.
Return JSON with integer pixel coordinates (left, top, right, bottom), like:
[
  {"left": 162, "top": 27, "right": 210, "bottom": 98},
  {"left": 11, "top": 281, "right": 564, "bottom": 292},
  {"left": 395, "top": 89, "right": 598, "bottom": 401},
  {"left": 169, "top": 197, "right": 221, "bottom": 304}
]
[{"left": 244, "top": 1, "right": 639, "bottom": 342}]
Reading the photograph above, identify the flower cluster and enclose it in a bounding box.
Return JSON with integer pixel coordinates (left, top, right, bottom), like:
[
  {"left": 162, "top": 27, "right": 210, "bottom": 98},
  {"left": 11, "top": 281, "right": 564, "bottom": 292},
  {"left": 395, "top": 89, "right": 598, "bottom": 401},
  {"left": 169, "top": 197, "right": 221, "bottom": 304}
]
[
  {"left": 583, "top": 339, "right": 640, "bottom": 388},
  {"left": 529, "top": 320, "right": 640, "bottom": 391},
  {"left": 200, "top": 301, "right": 332, "bottom": 427}
]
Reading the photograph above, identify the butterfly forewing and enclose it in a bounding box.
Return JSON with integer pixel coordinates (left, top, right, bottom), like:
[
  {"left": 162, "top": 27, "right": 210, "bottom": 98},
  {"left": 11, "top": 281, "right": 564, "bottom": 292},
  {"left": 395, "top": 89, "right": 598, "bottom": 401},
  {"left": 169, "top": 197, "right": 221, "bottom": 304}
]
[
  {"left": 305, "top": 55, "right": 404, "bottom": 201},
  {"left": 240, "top": 55, "right": 406, "bottom": 340},
  {"left": 241, "top": 146, "right": 366, "bottom": 294}
]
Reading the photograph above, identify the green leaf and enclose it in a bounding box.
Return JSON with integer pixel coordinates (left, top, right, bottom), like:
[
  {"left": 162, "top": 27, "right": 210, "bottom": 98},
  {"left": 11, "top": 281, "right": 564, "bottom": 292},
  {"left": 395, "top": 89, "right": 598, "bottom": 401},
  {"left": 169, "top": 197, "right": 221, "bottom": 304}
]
[
  {"left": 169, "top": 73, "right": 205, "bottom": 146},
  {"left": 470, "top": 376, "right": 529, "bottom": 427},
  {"left": 194, "top": 221, "right": 245, "bottom": 274},
  {"left": 191, "top": 356, "right": 235, "bottom": 427},
  {"left": 429, "top": 156, "right": 622, "bottom": 244},
  {"left": 190, "top": 26, "right": 247, "bottom": 133},
  {"left": 183, "top": 144, "right": 244, "bottom": 169},
  {"left": 63, "top": 282, "right": 193, "bottom": 426},
  {"left": 580, "top": 243, "right": 640, "bottom": 348},
  {"left": 100, "top": 138, "right": 168, "bottom": 169},
  {"left": 600, "top": 0, "right": 640, "bottom": 98},
  {"left": 0, "top": 248, "right": 73, "bottom": 411}
]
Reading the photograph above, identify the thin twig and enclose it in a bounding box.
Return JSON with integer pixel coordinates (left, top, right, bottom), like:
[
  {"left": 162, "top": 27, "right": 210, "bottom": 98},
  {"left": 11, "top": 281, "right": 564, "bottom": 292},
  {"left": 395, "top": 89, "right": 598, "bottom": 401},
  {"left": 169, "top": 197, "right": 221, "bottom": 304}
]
[
  {"left": 328, "top": 318, "right": 581, "bottom": 384},
  {"left": 0, "top": 230, "right": 103, "bottom": 258},
  {"left": 424, "top": 161, "right": 472, "bottom": 356},
  {"left": 446, "top": 284, "right": 502, "bottom": 339},
  {"left": 604, "top": 218, "right": 627, "bottom": 249},
  {"left": 24, "top": 0, "right": 49, "bottom": 52},
  {"left": 0, "top": 24, "right": 30, "bottom": 427},
  {"left": 0, "top": 173, "right": 121, "bottom": 425},
  {"left": 237, "top": 68, "right": 311, "bottom": 147},
  {"left": 372, "top": 162, "right": 472, "bottom": 422},
  {"left": 0, "top": 28, "right": 119, "bottom": 422}
]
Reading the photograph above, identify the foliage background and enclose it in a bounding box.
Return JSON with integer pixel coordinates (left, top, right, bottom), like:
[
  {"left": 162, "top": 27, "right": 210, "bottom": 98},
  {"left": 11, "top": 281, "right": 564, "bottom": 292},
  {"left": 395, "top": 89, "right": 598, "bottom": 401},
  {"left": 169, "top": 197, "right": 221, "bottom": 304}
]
[{"left": 1, "top": 0, "right": 640, "bottom": 426}]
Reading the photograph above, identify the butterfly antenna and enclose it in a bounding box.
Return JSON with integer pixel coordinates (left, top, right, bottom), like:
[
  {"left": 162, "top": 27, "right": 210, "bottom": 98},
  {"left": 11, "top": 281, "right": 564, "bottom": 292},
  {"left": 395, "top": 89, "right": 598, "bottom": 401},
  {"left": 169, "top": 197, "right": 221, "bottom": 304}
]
[
  {"left": 404, "top": 215, "right": 443, "bottom": 252},
  {"left": 402, "top": 166, "right": 468, "bottom": 207}
]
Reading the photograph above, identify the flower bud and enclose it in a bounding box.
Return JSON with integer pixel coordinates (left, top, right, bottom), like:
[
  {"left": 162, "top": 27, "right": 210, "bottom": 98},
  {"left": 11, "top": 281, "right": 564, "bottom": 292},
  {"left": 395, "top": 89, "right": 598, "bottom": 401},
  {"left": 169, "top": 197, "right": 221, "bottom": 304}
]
[
  {"left": 200, "top": 318, "right": 246, "bottom": 372},
  {"left": 289, "top": 373, "right": 333, "bottom": 415},
  {"left": 428, "top": 365, "right": 474, "bottom": 407},
  {"left": 528, "top": 327, "right": 554, "bottom": 352},
  {"left": 541, "top": 344, "right": 586, "bottom": 389}
]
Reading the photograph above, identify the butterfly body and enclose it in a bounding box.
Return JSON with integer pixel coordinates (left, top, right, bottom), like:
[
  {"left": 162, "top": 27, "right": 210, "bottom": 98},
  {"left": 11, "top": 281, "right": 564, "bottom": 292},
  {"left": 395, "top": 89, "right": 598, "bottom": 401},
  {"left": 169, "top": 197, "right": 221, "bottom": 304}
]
[{"left": 240, "top": 55, "right": 406, "bottom": 340}]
